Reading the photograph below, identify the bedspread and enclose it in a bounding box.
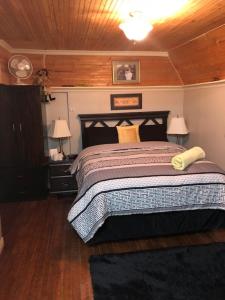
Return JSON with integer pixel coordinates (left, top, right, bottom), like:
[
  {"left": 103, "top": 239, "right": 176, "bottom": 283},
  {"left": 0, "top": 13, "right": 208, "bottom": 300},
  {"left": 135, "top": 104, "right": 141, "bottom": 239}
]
[{"left": 67, "top": 141, "right": 225, "bottom": 242}]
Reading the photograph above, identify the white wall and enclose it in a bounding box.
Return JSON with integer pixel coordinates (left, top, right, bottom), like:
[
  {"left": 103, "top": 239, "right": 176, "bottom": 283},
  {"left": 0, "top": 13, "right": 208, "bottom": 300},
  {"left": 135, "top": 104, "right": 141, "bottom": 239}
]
[
  {"left": 184, "top": 82, "right": 225, "bottom": 170},
  {"left": 45, "top": 92, "right": 71, "bottom": 155},
  {"left": 44, "top": 86, "right": 183, "bottom": 154},
  {"left": 41, "top": 82, "right": 225, "bottom": 171}
]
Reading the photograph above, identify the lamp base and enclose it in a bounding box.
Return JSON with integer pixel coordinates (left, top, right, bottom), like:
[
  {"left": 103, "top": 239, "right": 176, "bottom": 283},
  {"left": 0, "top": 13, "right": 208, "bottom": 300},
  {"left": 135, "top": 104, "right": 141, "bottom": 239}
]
[
  {"left": 58, "top": 138, "right": 70, "bottom": 160},
  {"left": 58, "top": 138, "right": 66, "bottom": 159},
  {"left": 176, "top": 135, "right": 184, "bottom": 145}
]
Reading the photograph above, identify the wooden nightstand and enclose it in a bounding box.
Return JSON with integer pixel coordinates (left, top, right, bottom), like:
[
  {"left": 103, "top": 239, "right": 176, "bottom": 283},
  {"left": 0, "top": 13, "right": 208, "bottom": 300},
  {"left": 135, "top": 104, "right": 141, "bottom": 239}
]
[{"left": 49, "top": 156, "right": 78, "bottom": 195}]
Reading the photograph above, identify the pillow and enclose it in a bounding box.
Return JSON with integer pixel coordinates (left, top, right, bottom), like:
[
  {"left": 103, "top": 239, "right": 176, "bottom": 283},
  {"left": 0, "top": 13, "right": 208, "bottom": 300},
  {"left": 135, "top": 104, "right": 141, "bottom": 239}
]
[
  {"left": 116, "top": 125, "right": 140, "bottom": 144},
  {"left": 83, "top": 127, "right": 118, "bottom": 147}
]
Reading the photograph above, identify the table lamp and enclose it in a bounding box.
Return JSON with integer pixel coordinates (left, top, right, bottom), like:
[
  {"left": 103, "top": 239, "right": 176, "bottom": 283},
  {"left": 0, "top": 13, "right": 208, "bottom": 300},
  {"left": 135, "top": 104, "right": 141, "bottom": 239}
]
[
  {"left": 167, "top": 116, "right": 189, "bottom": 144},
  {"left": 50, "top": 119, "right": 71, "bottom": 157}
]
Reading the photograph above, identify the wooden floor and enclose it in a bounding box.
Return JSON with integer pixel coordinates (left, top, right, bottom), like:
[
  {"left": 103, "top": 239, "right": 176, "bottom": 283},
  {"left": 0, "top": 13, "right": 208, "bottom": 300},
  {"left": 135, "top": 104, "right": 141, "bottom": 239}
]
[{"left": 1, "top": 196, "right": 225, "bottom": 300}]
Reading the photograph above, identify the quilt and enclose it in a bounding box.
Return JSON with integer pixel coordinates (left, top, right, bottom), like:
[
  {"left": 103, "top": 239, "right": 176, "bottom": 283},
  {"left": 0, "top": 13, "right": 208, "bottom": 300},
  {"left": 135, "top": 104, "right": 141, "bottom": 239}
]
[{"left": 68, "top": 141, "right": 225, "bottom": 242}]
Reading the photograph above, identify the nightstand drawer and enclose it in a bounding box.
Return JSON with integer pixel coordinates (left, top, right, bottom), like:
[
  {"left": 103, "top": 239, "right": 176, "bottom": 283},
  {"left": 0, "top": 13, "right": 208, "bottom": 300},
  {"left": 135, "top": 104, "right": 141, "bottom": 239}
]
[
  {"left": 49, "top": 164, "right": 71, "bottom": 176},
  {"left": 50, "top": 176, "right": 76, "bottom": 192},
  {"left": 48, "top": 156, "right": 78, "bottom": 195}
]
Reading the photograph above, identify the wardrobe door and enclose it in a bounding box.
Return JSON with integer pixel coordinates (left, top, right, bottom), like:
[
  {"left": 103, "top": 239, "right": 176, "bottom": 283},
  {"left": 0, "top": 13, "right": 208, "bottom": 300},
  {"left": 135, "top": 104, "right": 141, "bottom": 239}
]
[
  {"left": 0, "top": 85, "right": 47, "bottom": 201},
  {"left": 13, "top": 85, "right": 44, "bottom": 167},
  {"left": 0, "top": 85, "right": 17, "bottom": 167}
]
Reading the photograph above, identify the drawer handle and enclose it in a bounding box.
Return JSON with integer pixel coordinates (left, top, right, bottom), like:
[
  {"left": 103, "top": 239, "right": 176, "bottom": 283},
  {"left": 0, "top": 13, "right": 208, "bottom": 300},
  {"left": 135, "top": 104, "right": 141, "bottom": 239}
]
[{"left": 62, "top": 183, "right": 70, "bottom": 186}]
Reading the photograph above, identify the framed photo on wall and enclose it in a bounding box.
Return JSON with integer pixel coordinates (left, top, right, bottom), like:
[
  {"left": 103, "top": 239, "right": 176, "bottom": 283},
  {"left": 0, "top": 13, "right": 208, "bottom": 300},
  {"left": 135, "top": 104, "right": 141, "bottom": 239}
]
[
  {"left": 110, "top": 93, "right": 142, "bottom": 110},
  {"left": 112, "top": 61, "right": 140, "bottom": 84}
]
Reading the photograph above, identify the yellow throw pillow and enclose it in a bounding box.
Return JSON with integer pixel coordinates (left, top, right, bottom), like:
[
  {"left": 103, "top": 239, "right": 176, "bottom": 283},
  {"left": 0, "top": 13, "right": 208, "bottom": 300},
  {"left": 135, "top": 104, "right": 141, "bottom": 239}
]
[{"left": 116, "top": 125, "right": 140, "bottom": 144}]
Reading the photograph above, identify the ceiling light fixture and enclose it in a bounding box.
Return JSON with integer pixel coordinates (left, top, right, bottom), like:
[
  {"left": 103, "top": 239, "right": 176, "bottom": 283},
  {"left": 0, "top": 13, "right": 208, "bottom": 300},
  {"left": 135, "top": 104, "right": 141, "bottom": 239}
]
[{"left": 119, "top": 11, "right": 153, "bottom": 41}]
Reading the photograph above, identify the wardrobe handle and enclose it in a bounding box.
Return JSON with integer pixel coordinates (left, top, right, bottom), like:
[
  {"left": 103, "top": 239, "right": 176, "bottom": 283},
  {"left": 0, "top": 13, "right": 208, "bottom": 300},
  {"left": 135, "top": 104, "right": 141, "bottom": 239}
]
[
  {"left": 19, "top": 123, "right": 22, "bottom": 132},
  {"left": 12, "top": 123, "right": 15, "bottom": 131}
]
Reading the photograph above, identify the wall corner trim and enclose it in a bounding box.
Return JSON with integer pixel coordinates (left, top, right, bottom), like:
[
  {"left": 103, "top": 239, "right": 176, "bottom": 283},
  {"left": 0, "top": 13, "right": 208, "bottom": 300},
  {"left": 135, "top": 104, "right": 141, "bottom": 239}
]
[
  {"left": 12, "top": 49, "right": 169, "bottom": 57},
  {"left": 50, "top": 85, "right": 183, "bottom": 92}
]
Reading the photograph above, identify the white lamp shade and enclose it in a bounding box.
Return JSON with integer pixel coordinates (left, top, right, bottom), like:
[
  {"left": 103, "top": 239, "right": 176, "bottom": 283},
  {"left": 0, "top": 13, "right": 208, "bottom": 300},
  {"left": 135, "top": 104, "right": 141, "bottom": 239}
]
[
  {"left": 50, "top": 119, "right": 71, "bottom": 138},
  {"left": 167, "top": 117, "right": 189, "bottom": 135}
]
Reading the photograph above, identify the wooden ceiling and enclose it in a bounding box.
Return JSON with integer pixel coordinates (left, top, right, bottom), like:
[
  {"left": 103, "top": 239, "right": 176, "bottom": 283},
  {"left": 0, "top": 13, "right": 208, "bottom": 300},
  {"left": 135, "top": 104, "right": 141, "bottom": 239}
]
[{"left": 0, "top": 0, "right": 225, "bottom": 51}]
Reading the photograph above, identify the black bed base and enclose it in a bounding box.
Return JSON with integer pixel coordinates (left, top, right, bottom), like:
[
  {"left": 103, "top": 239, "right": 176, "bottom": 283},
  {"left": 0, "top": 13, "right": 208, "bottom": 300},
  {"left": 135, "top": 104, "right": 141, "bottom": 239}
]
[{"left": 87, "top": 209, "right": 225, "bottom": 245}]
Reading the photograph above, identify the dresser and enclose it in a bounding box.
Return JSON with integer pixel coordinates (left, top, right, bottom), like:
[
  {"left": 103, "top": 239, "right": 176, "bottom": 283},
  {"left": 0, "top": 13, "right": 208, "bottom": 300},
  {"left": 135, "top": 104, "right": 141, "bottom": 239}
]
[{"left": 49, "top": 157, "right": 78, "bottom": 195}]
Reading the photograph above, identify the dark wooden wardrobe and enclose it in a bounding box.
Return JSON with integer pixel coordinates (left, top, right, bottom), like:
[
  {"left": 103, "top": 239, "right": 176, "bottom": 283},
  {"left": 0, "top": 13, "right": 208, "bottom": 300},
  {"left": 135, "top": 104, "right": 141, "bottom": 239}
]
[{"left": 0, "top": 84, "right": 47, "bottom": 200}]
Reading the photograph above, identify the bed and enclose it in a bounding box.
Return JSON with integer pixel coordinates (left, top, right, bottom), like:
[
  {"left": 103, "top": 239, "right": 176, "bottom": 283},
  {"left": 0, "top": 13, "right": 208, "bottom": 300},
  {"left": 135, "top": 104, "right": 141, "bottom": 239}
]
[{"left": 68, "top": 111, "right": 225, "bottom": 244}]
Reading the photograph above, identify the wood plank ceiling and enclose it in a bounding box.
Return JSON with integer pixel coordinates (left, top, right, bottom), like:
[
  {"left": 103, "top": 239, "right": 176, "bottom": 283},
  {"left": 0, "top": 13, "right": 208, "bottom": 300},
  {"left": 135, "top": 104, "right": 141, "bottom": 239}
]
[{"left": 0, "top": 0, "right": 225, "bottom": 51}]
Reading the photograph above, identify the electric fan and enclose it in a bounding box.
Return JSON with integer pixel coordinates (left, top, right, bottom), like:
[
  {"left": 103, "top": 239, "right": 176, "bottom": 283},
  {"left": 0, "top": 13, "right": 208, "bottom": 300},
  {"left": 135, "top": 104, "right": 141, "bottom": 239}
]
[{"left": 8, "top": 55, "right": 33, "bottom": 84}]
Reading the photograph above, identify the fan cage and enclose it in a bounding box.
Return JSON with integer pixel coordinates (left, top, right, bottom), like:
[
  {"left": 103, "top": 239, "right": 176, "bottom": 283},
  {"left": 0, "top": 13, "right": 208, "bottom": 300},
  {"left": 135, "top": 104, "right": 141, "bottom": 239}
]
[{"left": 8, "top": 55, "right": 33, "bottom": 80}]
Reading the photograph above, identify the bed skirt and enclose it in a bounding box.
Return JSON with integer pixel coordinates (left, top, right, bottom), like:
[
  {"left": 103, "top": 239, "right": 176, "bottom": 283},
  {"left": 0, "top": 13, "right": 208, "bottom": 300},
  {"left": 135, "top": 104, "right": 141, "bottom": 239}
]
[{"left": 87, "top": 209, "right": 225, "bottom": 244}]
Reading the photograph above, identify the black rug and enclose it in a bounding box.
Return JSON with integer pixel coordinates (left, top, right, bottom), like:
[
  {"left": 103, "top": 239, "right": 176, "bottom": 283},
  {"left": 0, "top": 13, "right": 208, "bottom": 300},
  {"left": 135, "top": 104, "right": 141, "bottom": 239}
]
[{"left": 89, "top": 243, "right": 225, "bottom": 300}]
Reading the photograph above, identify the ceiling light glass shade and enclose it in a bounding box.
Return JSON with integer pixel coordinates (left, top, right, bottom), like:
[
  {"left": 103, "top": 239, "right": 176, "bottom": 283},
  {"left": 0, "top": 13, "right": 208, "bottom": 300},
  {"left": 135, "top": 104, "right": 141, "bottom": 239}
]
[{"left": 119, "top": 13, "right": 153, "bottom": 41}]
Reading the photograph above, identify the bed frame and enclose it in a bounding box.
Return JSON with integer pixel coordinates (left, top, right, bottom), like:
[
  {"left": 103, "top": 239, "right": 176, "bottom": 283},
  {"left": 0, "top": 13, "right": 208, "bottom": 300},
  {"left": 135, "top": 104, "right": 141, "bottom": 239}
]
[{"left": 77, "top": 111, "right": 225, "bottom": 244}]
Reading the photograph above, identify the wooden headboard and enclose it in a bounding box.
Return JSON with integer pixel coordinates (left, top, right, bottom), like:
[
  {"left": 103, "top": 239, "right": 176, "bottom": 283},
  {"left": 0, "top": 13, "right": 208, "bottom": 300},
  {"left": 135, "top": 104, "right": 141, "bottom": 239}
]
[{"left": 78, "top": 111, "right": 170, "bottom": 148}]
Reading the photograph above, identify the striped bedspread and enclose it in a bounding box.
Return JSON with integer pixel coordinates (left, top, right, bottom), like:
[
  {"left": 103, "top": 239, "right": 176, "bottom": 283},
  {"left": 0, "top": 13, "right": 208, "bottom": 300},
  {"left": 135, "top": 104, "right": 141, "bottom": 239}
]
[{"left": 67, "top": 141, "right": 225, "bottom": 242}]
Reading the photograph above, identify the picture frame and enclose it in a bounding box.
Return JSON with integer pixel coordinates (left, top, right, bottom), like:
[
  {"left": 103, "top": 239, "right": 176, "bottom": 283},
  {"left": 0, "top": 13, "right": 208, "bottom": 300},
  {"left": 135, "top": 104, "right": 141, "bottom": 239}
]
[
  {"left": 110, "top": 93, "right": 142, "bottom": 110},
  {"left": 112, "top": 61, "right": 140, "bottom": 84}
]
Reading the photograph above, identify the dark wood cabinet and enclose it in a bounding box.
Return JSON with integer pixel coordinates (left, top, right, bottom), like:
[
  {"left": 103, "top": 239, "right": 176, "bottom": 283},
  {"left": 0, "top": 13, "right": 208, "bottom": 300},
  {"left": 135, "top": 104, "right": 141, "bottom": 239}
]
[{"left": 0, "top": 84, "right": 47, "bottom": 200}]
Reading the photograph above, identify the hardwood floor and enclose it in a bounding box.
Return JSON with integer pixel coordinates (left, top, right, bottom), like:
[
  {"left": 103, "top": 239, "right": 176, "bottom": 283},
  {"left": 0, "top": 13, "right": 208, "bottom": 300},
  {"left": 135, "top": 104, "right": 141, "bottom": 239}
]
[{"left": 1, "top": 196, "right": 225, "bottom": 300}]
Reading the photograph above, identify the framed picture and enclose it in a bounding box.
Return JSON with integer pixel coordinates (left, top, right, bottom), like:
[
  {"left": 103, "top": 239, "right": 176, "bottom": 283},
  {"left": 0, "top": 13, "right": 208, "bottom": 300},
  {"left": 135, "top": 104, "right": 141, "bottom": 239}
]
[
  {"left": 112, "top": 61, "right": 140, "bottom": 84},
  {"left": 110, "top": 93, "right": 142, "bottom": 110}
]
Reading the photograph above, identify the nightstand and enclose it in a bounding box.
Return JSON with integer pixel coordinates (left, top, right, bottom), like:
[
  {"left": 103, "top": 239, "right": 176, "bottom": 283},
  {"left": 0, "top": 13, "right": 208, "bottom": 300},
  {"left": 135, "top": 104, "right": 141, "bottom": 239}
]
[{"left": 49, "top": 156, "right": 78, "bottom": 195}]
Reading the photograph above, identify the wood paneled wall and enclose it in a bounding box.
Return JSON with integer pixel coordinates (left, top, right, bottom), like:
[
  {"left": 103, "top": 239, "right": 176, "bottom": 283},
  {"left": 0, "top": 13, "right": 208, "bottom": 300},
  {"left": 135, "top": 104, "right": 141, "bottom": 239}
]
[
  {"left": 6, "top": 21, "right": 225, "bottom": 87},
  {"left": 169, "top": 24, "right": 225, "bottom": 84},
  {"left": 46, "top": 55, "right": 182, "bottom": 86},
  {"left": 9, "top": 54, "right": 182, "bottom": 86},
  {"left": 0, "top": 45, "right": 10, "bottom": 84}
]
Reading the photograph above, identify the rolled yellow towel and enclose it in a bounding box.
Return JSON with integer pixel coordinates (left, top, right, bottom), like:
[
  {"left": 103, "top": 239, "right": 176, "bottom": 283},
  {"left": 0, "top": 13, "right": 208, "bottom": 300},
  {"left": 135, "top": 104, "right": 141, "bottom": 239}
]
[{"left": 171, "top": 147, "right": 206, "bottom": 170}]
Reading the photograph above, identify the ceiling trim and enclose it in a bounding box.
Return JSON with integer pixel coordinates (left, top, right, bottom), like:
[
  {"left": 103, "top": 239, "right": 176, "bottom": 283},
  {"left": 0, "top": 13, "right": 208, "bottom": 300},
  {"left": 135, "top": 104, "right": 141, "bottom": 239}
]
[
  {"left": 184, "top": 79, "right": 225, "bottom": 89},
  {"left": 0, "top": 39, "right": 168, "bottom": 57},
  {"left": 51, "top": 79, "right": 225, "bottom": 91}
]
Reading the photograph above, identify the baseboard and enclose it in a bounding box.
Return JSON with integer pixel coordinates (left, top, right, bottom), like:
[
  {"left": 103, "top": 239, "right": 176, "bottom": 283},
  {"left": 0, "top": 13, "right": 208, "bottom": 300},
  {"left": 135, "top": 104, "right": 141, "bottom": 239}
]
[{"left": 0, "top": 237, "right": 4, "bottom": 254}]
